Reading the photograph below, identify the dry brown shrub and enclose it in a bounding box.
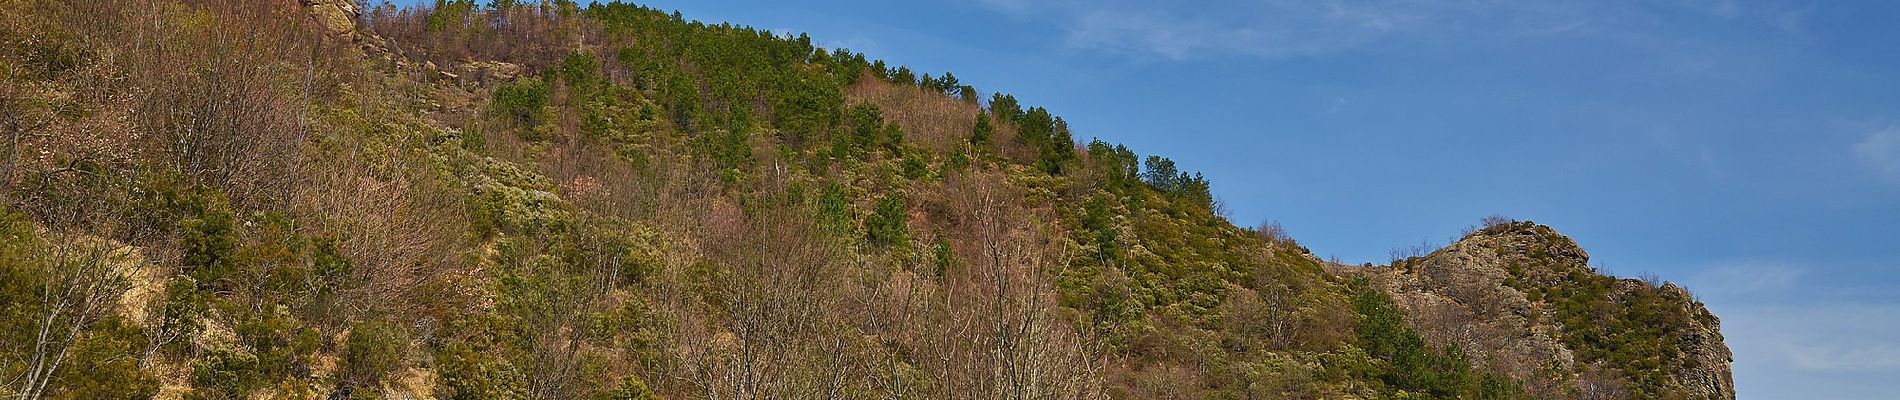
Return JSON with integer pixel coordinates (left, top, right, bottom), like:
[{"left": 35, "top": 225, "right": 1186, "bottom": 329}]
[
  {"left": 844, "top": 76, "right": 980, "bottom": 153},
  {"left": 295, "top": 139, "right": 468, "bottom": 318},
  {"left": 362, "top": 1, "right": 603, "bottom": 72},
  {"left": 2, "top": 0, "right": 350, "bottom": 211}
]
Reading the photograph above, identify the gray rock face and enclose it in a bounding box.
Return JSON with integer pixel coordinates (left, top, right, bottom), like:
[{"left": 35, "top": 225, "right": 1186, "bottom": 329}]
[
  {"left": 1659, "top": 282, "right": 1736, "bottom": 400},
  {"left": 1372, "top": 222, "right": 1733, "bottom": 400}
]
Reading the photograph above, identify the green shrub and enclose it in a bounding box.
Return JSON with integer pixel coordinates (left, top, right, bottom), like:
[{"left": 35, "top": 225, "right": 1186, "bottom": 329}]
[
  {"left": 343, "top": 320, "right": 407, "bottom": 390},
  {"left": 190, "top": 350, "right": 265, "bottom": 399},
  {"left": 1349, "top": 278, "right": 1525, "bottom": 399},
  {"left": 195, "top": 312, "right": 321, "bottom": 396},
  {"left": 435, "top": 343, "right": 529, "bottom": 400},
  {"left": 971, "top": 113, "right": 992, "bottom": 145},
  {"left": 45, "top": 317, "right": 161, "bottom": 400},
  {"left": 556, "top": 51, "right": 602, "bottom": 86},
  {"left": 602, "top": 376, "right": 659, "bottom": 400},
  {"left": 899, "top": 151, "right": 929, "bottom": 180},
  {"left": 179, "top": 193, "right": 237, "bottom": 290},
  {"left": 814, "top": 182, "right": 852, "bottom": 232},
  {"left": 865, "top": 194, "right": 908, "bottom": 247},
  {"left": 492, "top": 79, "right": 551, "bottom": 130}
]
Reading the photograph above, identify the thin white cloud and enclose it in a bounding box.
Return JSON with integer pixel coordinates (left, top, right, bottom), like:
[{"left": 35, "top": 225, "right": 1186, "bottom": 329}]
[
  {"left": 1854, "top": 127, "right": 1900, "bottom": 179},
  {"left": 1725, "top": 304, "right": 1900, "bottom": 371},
  {"left": 1784, "top": 341, "right": 1900, "bottom": 370},
  {"left": 974, "top": 0, "right": 1808, "bottom": 61},
  {"left": 1688, "top": 262, "right": 1803, "bottom": 300}
]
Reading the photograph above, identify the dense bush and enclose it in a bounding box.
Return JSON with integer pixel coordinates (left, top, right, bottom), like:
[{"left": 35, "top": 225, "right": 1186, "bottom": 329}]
[
  {"left": 0, "top": 211, "right": 159, "bottom": 399},
  {"left": 492, "top": 79, "right": 552, "bottom": 131},
  {"left": 865, "top": 193, "right": 909, "bottom": 247},
  {"left": 1349, "top": 277, "right": 1525, "bottom": 399},
  {"left": 342, "top": 320, "right": 408, "bottom": 391}
]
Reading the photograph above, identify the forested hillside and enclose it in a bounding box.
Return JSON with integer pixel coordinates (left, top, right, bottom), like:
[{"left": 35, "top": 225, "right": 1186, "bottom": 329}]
[{"left": 0, "top": 1, "right": 1730, "bottom": 399}]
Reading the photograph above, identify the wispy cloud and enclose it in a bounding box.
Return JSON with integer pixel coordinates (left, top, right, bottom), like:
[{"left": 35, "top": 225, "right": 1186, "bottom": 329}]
[
  {"left": 1688, "top": 261, "right": 1804, "bottom": 300},
  {"left": 1854, "top": 127, "right": 1900, "bottom": 179},
  {"left": 975, "top": 0, "right": 1808, "bottom": 60},
  {"left": 1726, "top": 304, "right": 1900, "bottom": 371},
  {"left": 1783, "top": 341, "right": 1900, "bottom": 370}
]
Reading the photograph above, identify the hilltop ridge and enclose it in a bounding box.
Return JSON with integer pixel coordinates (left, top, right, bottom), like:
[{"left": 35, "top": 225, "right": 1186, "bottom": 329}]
[{"left": 0, "top": 1, "right": 1731, "bottom": 399}]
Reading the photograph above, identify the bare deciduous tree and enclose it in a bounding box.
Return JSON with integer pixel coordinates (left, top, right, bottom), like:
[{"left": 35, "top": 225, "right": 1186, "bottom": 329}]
[{"left": 4, "top": 185, "right": 138, "bottom": 400}]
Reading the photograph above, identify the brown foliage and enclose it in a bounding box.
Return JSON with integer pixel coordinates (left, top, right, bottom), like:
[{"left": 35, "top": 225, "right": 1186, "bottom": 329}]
[
  {"left": 845, "top": 75, "right": 982, "bottom": 153},
  {"left": 362, "top": 1, "right": 601, "bottom": 72}
]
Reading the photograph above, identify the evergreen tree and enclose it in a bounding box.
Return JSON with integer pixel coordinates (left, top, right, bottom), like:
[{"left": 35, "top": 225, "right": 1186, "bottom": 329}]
[
  {"left": 989, "top": 93, "right": 1022, "bottom": 122},
  {"left": 938, "top": 72, "right": 960, "bottom": 94},
  {"left": 1019, "top": 107, "right": 1053, "bottom": 145},
  {"left": 1143, "top": 156, "right": 1180, "bottom": 191},
  {"left": 971, "top": 113, "right": 993, "bottom": 146},
  {"left": 892, "top": 66, "right": 916, "bottom": 86}
]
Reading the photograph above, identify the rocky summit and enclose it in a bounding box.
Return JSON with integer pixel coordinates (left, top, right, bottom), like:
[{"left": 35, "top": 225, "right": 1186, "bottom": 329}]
[{"left": 1372, "top": 222, "right": 1733, "bottom": 399}]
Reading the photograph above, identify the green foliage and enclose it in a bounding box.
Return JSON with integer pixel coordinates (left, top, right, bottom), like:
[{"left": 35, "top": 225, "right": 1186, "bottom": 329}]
[
  {"left": 943, "top": 148, "right": 972, "bottom": 172},
  {"left": 427, "top": 0, "right": 481, "bottom": 32},
  {"left": 492, "top": 79, "right": 551, "bottom": 131},
  {"left": 971, "top": 113, "right": 993, "bottom": 146},
  {"left": 0, "top": 212, "right": 159, "bottom": 399},
  {"left": 45, "top": 318, "right": 162, "bottom": 400},
  {"left": 343, "top": 320, "right": 408, "bottom": 390},
  {"left": 1348, "top": 278, "right": 1525, "bottom": 399},
  {"left": 1079, "top": 196, "right": 1119, "bottom": 262},
  {"left": 865, "top": 193, "right": 909, "bottom": 247},
  {"left": 556, "top": 51, "right": 603, "bottom": 86},
  {"left": 1141, "top": 156, "right": 1212, "bottom": 208},
  {"left": 891, "top": 66, "right": 916, "bottom": 86},
  {"left": 1, "top": 1, "right": 1725, "bottom": 398},
  {"left": 435, "top": 342, "right": 529, "bottom": 400},
  {"left": 1011, "top": 107, "right": 1072, "bottom": 173},
  {"left": 603, "top": 376, "right": 660, "bottom": 400},
  {"left": 180, "top": 191, "right": 238, "bottom": 291},
  {"left": 899, "top": 151, "right": 930, "bottom": 180},
  {"left": 1042, "top": 116, "right": 1076, "bottom": 173},
  {"left": 833, "top": 103, "right": 899, "bottom": 160},
  {"left": 167, "top": 196, "right": 364, "bottom": 398},
  {"left": 453, "top": 152, "right": 571, "bottom": 237},
  {"left": 154, "top": 275, "right": 209, "bottom": 352},
  {"left": 814, "top": 181, "right": 853, "bottom": 232},
  {"left": 190, "top": 309, "right": 322, "bottom": 399},
  {"left": 1087, "top": 140, "right": 1143, "bottom": 191},
  {"left": 931, "top": 239, "right": 956, "bottom": 277},
  {"left": 989, "top": 93, "right": 1023, "bottom": 122},
  {"left": 1510, "top": 264, "right": 1696, "bottom": 398},
  {"left": 773, "top": 73, "right": 846, "bottom": 144}
]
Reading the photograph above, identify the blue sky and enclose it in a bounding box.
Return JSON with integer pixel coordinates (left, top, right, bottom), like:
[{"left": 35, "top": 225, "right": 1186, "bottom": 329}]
[{"left": 411, "top": 1, "right": 1900, "bottom": 397}]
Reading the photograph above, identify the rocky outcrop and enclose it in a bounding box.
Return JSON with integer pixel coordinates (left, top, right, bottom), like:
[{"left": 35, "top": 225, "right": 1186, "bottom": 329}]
[
  {"left": 1658, "top": 281, "right": 1736, "bottom": 399},
  {"left": 302, "top": 0, "right": 359, "bottom": 39},
  {"left": 452, "top": 61, "right": 526, "bottom": 87},
  {"left": 1371, "top": 222, "right": 1734, "bottom": 399}
]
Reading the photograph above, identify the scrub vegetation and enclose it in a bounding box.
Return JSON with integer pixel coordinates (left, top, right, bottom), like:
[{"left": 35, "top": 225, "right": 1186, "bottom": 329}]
[{"left": 0, "top": 1, "right": 1729, "bottom": 398}]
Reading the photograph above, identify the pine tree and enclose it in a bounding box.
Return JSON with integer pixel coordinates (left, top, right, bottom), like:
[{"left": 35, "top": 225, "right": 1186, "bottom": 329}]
[{"left": 971, "top": 113, "right": 993, "bottom": 146}]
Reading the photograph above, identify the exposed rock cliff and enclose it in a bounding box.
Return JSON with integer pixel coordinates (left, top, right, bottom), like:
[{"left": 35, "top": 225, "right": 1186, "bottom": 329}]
[{"left": 1369, "top": 222, "right": 1734, "bottom": 399}]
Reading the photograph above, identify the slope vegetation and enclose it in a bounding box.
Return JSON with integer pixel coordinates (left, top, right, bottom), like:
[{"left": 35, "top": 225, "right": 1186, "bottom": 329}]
[{"left": 0, "top": 1, "right": 1729, "bottom": 399}]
